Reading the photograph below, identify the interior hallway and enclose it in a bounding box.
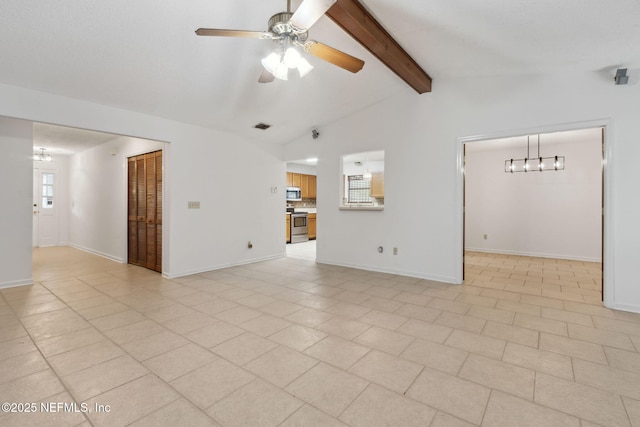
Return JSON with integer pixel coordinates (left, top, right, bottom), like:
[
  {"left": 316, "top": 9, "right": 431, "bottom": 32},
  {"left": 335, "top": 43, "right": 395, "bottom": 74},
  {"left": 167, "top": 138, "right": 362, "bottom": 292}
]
[{"left": 1, "top": 247, "right": 639, "bottom": 426}]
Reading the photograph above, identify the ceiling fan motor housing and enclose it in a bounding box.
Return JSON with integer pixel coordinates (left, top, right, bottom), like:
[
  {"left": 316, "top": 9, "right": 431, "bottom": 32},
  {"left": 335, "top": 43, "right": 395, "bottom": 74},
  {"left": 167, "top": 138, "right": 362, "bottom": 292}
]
[{"left": 269, "top": 12, "right": 308, "bottom": 42}]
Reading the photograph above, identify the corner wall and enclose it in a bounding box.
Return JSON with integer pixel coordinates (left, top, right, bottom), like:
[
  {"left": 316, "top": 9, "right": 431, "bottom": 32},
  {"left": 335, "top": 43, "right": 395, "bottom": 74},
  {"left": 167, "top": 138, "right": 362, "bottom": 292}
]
[{"left": 0, "top": 117, "right": 33, "bottom": 288}]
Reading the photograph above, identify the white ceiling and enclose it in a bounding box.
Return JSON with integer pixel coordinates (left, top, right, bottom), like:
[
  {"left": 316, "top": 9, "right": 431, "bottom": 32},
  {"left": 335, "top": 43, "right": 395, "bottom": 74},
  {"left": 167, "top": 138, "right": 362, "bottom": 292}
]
[{"left": 3, "top": 0, "right": 640, "bottom": 148}]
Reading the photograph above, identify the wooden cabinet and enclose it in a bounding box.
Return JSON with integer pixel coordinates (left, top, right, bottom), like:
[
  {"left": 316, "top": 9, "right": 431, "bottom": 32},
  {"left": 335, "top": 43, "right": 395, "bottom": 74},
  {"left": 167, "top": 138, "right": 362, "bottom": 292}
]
[
  {"left": 286, "top": 172, "right": 317, "bottom": 199},
  {"left": 370, "top": 172, "right": 384, "bottom": 198},
  {"left": 308, "top": 213, "right": 316, "bottom": 240},
  {"left": 286, "top": 214, "right": 291, "bottom": 243}
]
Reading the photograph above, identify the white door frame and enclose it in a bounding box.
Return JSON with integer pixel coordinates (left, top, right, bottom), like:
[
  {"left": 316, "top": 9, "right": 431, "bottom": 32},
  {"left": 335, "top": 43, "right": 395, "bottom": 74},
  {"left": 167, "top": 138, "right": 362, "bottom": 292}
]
[{"left": 455, "top": 118, "right": 614, "bottom": 308}]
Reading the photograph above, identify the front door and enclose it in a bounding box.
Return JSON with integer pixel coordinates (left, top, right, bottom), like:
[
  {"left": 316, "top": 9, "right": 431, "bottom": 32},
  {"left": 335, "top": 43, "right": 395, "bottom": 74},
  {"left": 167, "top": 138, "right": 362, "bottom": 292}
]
[{"left": 33, "top": 168, "right": 59, "bottom": 247}]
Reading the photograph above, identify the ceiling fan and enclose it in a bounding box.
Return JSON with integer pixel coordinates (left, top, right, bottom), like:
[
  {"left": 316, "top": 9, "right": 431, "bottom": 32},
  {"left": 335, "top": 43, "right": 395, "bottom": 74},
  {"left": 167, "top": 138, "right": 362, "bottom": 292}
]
[{"left": 195, "top": 0, "right": 365, "bottom": 83}]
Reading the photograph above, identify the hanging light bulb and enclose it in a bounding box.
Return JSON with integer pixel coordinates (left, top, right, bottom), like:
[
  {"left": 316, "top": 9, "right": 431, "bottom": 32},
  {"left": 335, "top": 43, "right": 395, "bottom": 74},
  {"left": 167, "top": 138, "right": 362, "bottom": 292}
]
[
  {"left": 273, "top": 61, "right": 289, "bottom": 80},
  {"left": 296, "top": 57, "right": 313, "bottom": 77},
  {"left": 261, "top": 52, "right": 280, "bottom": 75},
  {"left": 283, "top": 46, "right": 302, "bottom": 68}
]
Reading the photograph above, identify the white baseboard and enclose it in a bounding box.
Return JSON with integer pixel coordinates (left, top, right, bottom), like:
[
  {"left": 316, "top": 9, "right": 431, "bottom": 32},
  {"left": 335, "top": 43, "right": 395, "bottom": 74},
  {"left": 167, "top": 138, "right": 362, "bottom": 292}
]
[
  {"left": 0, "top": 278, "right": 34, "bottom": 289},
  {"left": 315, "top": 257, "right": 460, "bottom": 285},
  {"left": 164, "top": 253, "right": 286, "bottom": 279},
  {"left": 464, "top": 247, "right": 601, "bottom": 263},
  {"left": 67, "top": 243, "right": 124, "bottom": 263},
  {"left": 606, "top": 302, "right": 640, "bottom": 315}
]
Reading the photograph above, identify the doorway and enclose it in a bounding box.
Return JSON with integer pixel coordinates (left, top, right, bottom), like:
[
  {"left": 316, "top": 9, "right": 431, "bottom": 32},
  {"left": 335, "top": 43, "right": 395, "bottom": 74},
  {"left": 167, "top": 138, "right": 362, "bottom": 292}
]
[
  {"left": 32, "top": 167, "right": 59, "bottom": 247},
  {"left": 127, "top": 150, "right": 163, "bottom": 272},
  {"left": 460, "top": 125, "right": 606, "bottom": 301}
]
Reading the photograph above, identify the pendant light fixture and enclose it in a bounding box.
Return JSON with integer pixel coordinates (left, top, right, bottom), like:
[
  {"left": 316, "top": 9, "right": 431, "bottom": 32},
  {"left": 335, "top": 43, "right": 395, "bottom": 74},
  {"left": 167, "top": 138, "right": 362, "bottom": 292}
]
[
  {"left": 505, "top": 135, "right": 564, "bottom": 173},
  {"left": 33, "top": 147, "right": 53, "bottom": 162}
]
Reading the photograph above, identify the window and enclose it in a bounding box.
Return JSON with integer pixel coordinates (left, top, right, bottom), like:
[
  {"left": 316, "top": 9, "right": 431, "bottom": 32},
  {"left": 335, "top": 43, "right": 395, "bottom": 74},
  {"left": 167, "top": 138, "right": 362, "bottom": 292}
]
[
  {"left": 341, "top": 150, "right": 384, "bottom": 210},
  {"left": 42, "top": 173, "right": 54, "bottom": 209}
]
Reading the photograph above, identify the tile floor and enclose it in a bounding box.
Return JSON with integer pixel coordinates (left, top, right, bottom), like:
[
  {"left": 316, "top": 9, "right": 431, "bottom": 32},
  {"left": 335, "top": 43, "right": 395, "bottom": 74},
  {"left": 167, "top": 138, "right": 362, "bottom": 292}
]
[{"left": 1, "top": 247, "right": 640, "bottom": 426}]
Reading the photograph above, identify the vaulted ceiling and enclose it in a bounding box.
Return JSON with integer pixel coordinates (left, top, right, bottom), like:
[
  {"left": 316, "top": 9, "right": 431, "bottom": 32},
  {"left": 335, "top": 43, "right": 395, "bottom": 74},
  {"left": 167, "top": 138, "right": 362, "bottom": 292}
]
[{"left": 2, "top": 0, "right": 640, "bottom": 146}]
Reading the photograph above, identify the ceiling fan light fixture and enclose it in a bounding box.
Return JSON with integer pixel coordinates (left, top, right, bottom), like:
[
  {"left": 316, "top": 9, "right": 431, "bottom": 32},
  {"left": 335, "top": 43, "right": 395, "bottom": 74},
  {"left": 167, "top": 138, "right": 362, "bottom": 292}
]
[
  {"left": 261, "top": 52, "right": 281, "bottom": 75},
  {"left": 283, "top": 46, "right": 302, "bottom": 68},
  {"left": 297, "top": 57, "right": 313, "bottom": 77},
  {"left": 273, "top": 62, "right": 289, "bottom": 80}
]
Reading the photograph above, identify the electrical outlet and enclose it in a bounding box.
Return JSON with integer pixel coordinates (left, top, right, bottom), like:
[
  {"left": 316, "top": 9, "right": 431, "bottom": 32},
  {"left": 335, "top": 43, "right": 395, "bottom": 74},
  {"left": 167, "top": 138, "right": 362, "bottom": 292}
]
[
  {"left": 188, "top": 201, "right": 200, "bottom": 209},
  {"left": 483, "top": 234, "right": 488, "bottom": 240},
  {"left": 247, "top": 241, "right": 253, "bottom": 249},
  {"left": 393, "top": 247, "right": 398, "bottom": 255}
]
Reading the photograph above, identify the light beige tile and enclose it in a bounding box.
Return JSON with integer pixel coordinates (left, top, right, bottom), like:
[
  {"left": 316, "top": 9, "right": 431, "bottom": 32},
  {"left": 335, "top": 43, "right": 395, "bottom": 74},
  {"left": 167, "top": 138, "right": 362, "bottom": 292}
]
[
  {"left": 467, "top": 304, "right": 515, "bottom": 325},
  {"left": 354, "top": 326, "right": 414, "bottom": 355},
  {"left": 324, "top": 302, "right": 371, "bottom": 319},
  {"left": 239, "top": 314, "right": 291, "bottom": 337},
  {"left": 121, "top": 329, "right": 188, "bottom": 361},
  {"left": 103, "top": 319, "right": 165, "bottom": 345},
  {"left": 0, "top": 351, "right": 49, "bottom": 384},
  {"left": 214, "top": 306, "right": 262, "bottom": 325},
  {"left": 130, "top": 398, "right": 217, "bottom": 427},
  {"left": 514, "top": 313, "right": 568, "bottom": 336},
  {"left": 162, "top": 312, "right": 217, "bottom": 334},
  {"left": 174, "top": 291, "right": 219, "bottom": 307},
  {"left": 534, "top": 373, "right": 630, "bottom": 427},
  {"left": 317, "top": 317, "right": 371, "bottom": 340},
  {"left": 407, "top": 366, "right": 491, "bottom": 425},
  {"left": 394, "top": 303, "right": 441, "bottom": 322},
  {"left": 483, "top": 390, "right": 580, "bottom": 427},
  {"left": 63, "top": 354, "right": 148, "bottom": 401},
  {"left": 495, "top": 300, "right": 541, "bottom": 316},
  {"left": 568, "top": 323, "right": 635, "bottom": 351},
  {"left": 482, "top": 321, "right": 539, "bottom": 347},
  {"left": 520, "top": 294, "right": 565, "bottom": 309},
  {"left": 90, "top": 309, "right": 146, "bottom": 331},
  {"left": 145, "top": 303, "right": 196, "bottom": 323},
  {"left": 358, "top": 309, "right": 408, "bottom": 330},
  {"left": 459, "top": 353, "right": 535, "bottom": 400},
  {"left": 1, "top": 369, "right": 65, "bottom": 403},
  {"left": 76, "top": 301, "right": 130, "bottom": 320},
  {"left": 623, "top": 397, "right": 640, "bottom": 427},
  {"left": 235, "top": 293, "right": 276, "bottom": 308},
  {"left": 304, "top": 335, "right": 370, "bottom": 370},
  {"left": 48, "top": 339, "right": 124, "bottom": 376},
  {"left": 396, "top": 318, "right": 453, "bottom": 343},
  {"left": 212, "top": 332, "right": 277, "bottom": 365},
  {"left": 260, "top": 300, "right": 304, "bottom": 317},
  {"left": 340, "top": 384, "right": 436, "bottom": 427},
  {"left": 0, "top": 336, "right": 37, "bottom": 361},
  {"left": 143, "top": 343, "right": 218, "bottom": 382},
  {"left": 436, "top": 311, "right": 486, "bottom": 333},
  {"left": 604, "top": 347, "right": 640, "bottom": 374},
  {"left": 430, "top": 412, "right": 476, "bottom": 427},
  {"left": 284, "top": 307, "right": 334, "bottom": 327},
  {"left": 85, "top": 374, "right": 179, "bottom": 426},
  {"left": 455, "top": 293, "right": 497, "bottom": 308},
  {"left": 592, "top": 316, "right": 640, "bottom": 336},
  {"left": 401, "top": 338, "right": 467, "bottom": 375},
  {"left": 502, "top": 342, "right": 573, "bottom": 380},
  {"left": 285, "top": 363, "right": 368, "bottom": 417},
  {"left": 445, "top": 329, "right": 506, "bottom": 360},
  {"left": 348, "top": 350, "right": 422, "bottom": 394},
  {"left": 244, "top": 346, "right": 317, "bottom": 388},
  {"left": 563, "top": 301, "right": 616, "bottom": 318},
  {"left": 170, "top": 359, "right": 255, "bottom": 409},
  {"left": 428, "top": 298, "right": 471, "bottom": 314},
  {"left": 541, "top": 307, "right": 594, "bottom": 327},
  {"left": 573, "top": 358, "right": 640, "bottom": 400},
  {"left": 0, "top": 391, "right": 87, "bottom": 427},
  {"left": 269, "top": 325, "right": 328, "bottom": 351},
  {"left": 280, "top": 404, "right": 347, "bottom": 427},
  {"left": 539, "top": 333, "right": 607, "bottom": 364},
  {"left": 185, "top": 321, "right": 245, "bottom": 348},
  {"left": 208, "top": 378, "right": 303, "bottom": 426}
]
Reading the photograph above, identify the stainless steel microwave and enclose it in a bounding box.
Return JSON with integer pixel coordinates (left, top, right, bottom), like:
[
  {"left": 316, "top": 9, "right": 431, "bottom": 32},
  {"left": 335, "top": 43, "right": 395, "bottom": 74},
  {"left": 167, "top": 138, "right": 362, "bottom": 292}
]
[{"left": 286, "top": 186, "right": 302, "bottom": 201}]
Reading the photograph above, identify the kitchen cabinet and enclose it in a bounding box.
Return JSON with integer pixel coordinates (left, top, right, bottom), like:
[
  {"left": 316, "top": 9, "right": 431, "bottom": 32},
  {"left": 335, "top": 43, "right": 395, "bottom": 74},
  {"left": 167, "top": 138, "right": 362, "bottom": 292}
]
[
  {"left": 308, "top": 213, "right": 316, "bottom": 239},
  {"left": 370, "top": 172, "right": 384, "bottom": 198},
  {"left": 286, "top": 172, "right": 317, "bottom": 199},
  {"left": 286, "top": 214, "right": 291, "bottom": 243}
]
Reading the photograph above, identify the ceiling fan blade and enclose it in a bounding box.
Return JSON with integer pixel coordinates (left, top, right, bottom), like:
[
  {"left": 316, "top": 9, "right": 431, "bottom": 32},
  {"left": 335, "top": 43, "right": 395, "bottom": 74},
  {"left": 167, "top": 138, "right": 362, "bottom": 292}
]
[
  {"left": 258, "top": 69, "right": 275, "bottom": 83},
  {"left": 306, "top": 41, "right": 364, "bottom": 73},
  {"left": 195, "top": 29, "right": 273, "bottom": 39},
  {"left": 290, "top": 0, "right": 337, "bottom": 30}
]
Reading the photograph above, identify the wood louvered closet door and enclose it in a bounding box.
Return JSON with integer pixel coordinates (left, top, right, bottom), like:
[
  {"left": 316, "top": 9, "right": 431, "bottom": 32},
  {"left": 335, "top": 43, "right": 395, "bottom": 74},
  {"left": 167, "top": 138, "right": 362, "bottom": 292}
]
[{"left": 128, "top": 150, "right": 162, "bottom": 272}]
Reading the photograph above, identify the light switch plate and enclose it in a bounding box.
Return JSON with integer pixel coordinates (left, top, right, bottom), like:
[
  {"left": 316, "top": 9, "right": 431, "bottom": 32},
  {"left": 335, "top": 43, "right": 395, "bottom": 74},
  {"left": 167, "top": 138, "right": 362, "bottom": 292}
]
[{"left": 188, "top": 201, "right": 200, "bottom": 209}]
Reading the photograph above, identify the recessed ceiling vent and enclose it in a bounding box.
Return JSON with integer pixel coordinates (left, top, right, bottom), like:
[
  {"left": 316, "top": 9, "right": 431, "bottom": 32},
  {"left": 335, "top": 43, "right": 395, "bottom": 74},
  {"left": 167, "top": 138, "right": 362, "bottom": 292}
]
[{"left": 254, "top": 123, "right": 271, "bottom": 130}]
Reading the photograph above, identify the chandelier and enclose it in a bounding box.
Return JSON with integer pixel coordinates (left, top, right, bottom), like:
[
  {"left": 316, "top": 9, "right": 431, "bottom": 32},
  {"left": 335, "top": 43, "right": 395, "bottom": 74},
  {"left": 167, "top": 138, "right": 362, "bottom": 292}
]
[
  {"left": 505, "top": 135, "right": 564, "bottom": 173},
  {"left": 33, "top": 147, "right": 52, "bottom": 162}
]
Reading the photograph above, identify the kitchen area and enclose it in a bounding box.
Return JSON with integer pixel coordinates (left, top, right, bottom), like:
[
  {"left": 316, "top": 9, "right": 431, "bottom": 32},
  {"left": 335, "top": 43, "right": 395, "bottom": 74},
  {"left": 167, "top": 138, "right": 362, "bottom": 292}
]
[{"left": 285, "top": 162, "right": 317, "bottom": 258}]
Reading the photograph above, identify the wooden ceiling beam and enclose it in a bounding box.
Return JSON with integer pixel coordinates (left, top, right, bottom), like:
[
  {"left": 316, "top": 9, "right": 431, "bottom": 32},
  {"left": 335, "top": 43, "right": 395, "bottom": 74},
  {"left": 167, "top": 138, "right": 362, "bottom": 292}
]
[{"left": 326, "top": 0, "right": 432, "bottom": 94}]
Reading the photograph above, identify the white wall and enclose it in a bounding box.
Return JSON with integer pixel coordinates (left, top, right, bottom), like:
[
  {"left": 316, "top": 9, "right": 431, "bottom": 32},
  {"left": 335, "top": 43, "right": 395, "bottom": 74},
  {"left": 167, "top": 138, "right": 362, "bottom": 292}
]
[
  {"left": 0, "top": 117, "right": 33, "bottom": 287},
  {"left": 464, "top": 130, "right": 602, "bottom": 261},
  {"left": 286, "top": 163, "right": 317, "bottom": 176},
  {"left": 284, "top": 71, "right": 640, "bottom": 313},
  {"left": 68, "top": 136, "right": 163, "bottom": 261},
  {"left": 0, "top": 83, "right": 285, "bottom": 279}
]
